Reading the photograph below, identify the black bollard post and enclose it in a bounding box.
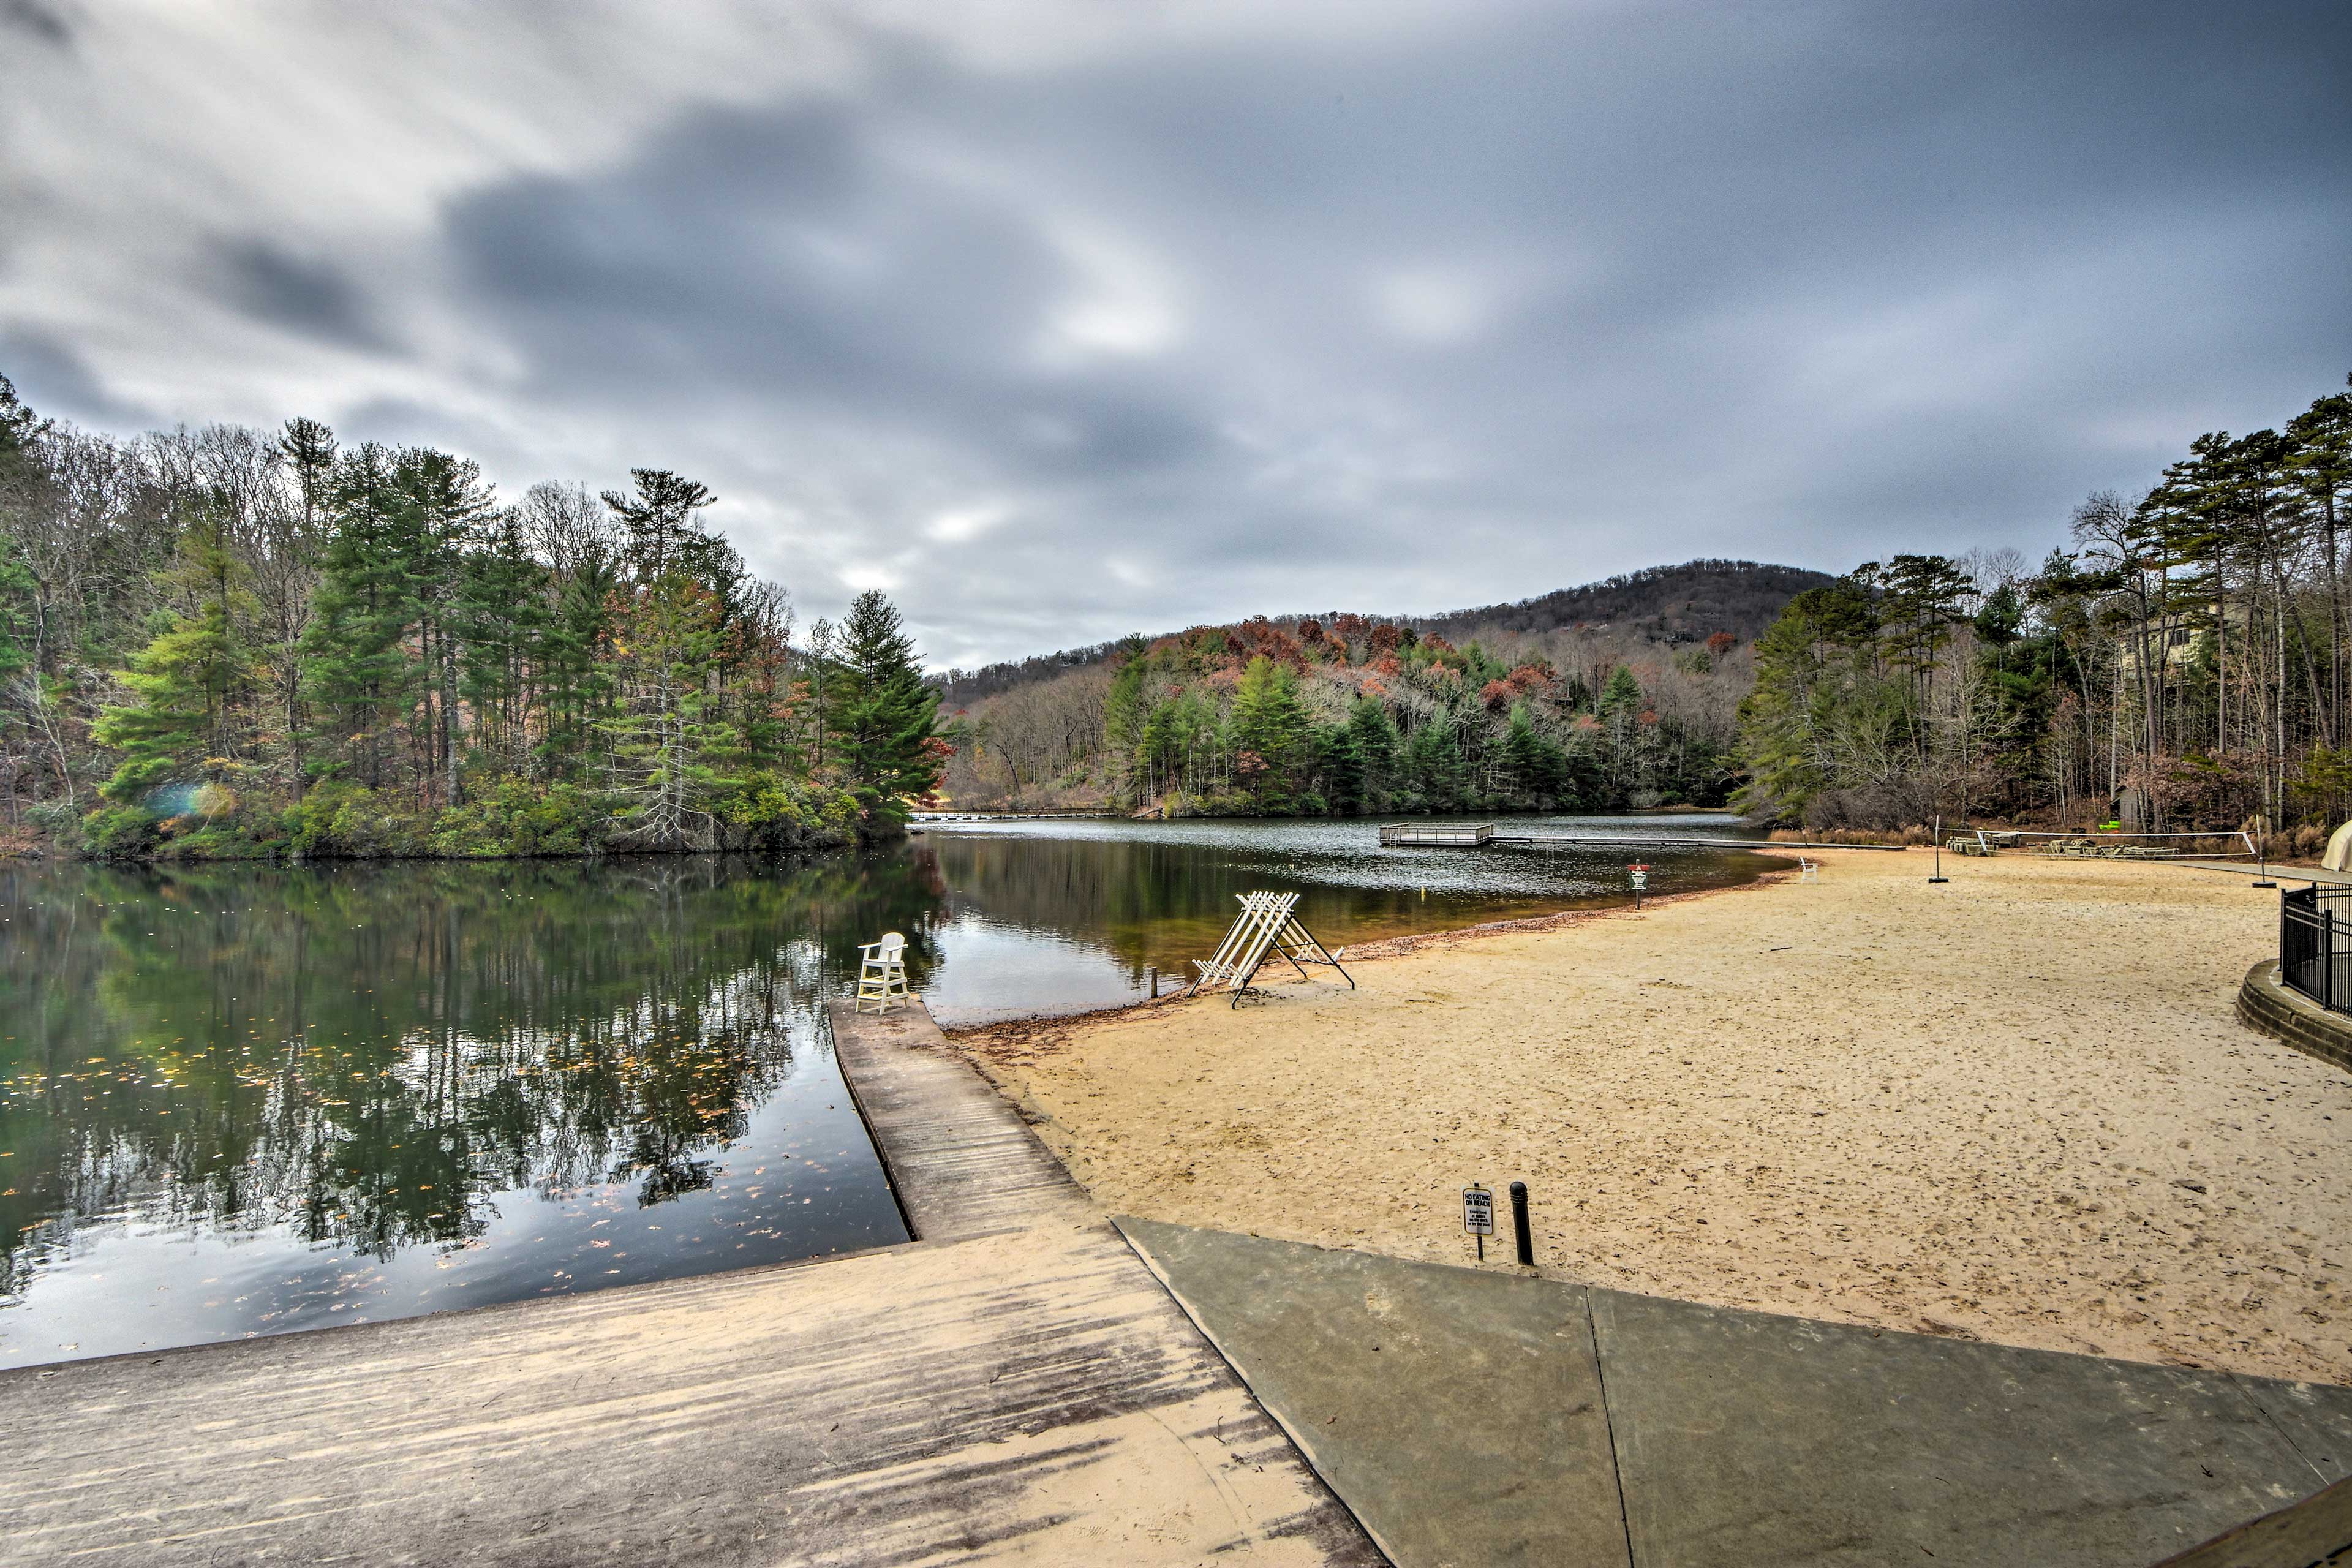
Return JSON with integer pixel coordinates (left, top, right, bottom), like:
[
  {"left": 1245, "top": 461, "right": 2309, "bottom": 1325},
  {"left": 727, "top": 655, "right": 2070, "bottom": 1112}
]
[
  {"left": 1148, "top": 965, "right": 1159, "bottom": 998},
  {"left": 1509, "top": 1180, "right": 1534, "bottom": 1266}
]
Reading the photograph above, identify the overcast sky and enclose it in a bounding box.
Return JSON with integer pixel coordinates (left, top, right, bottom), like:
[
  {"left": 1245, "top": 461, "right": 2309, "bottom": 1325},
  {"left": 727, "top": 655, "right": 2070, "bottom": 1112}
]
[{"left": 2, "top": 2, "right": 2345, "bottom": 668}]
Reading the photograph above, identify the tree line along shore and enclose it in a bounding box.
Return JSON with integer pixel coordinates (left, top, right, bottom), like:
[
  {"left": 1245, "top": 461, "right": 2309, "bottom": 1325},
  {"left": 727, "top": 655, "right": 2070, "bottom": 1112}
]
[
  {"left": 939, "top": 374, "right": 2352, "bottom": 852},
  {"left": 5, "top": 371, "right": 2348, "bottom": 860},
  {"left": 0, "top": 377, "right": 941, "bottom": 861}
]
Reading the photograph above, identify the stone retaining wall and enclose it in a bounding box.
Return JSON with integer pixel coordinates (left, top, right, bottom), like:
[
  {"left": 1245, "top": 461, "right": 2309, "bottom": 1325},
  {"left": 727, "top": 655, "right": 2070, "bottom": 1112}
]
[{"left": 2236, "top": 960, "right": 2352, "bottom": 1074}]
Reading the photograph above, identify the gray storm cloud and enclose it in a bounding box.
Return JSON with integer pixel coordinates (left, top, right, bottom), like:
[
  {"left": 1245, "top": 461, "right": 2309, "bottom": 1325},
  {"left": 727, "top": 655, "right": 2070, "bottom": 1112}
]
[{"left": 1, "top": 1, "right": 2345, "bottom": 668}]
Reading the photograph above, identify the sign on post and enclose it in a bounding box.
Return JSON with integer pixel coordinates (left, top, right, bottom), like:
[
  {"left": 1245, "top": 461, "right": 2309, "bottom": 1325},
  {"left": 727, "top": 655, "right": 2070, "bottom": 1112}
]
[
  {"left": 1464, "top": 1183, "right": 1494, "bottom": 1260},
  {"left": 1628, "top": 862, "right": 1649, "bottom": 909},
  {"left": 1463, "top": 1185, "right": 1494, "bottom": 1234}
]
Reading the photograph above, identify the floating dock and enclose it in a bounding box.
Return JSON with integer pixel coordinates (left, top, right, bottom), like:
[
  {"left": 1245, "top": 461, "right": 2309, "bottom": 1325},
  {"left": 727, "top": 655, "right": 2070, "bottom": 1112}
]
[{"left": 1377, "top": 821, "right": 1906, "bottom": 851}]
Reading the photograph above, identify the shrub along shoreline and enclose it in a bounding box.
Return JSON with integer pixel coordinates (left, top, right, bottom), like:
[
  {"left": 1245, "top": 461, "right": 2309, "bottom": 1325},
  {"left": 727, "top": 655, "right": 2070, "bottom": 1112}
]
[{"left": 62, "top": 774, "right": 867, "bottom": 864}]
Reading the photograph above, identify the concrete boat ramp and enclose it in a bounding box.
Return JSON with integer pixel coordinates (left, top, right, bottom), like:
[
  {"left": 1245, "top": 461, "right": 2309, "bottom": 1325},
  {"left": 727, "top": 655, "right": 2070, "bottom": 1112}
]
[{"left": 2, "top": 997, "right": 2348, "bottom": 1566}]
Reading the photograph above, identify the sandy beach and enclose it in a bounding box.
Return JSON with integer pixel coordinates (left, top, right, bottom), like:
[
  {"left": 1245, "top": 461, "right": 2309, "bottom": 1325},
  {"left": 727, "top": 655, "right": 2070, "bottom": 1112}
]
[{"left": 951, "top": 850, "right": 2352, "bottom": 1386}]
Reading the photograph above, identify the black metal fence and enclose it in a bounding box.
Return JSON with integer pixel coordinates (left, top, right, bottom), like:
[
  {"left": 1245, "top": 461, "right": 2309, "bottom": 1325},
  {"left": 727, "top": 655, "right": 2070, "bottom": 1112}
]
[{"left": 2279, "top": 883, "right": 2352, "bottom": 1012}]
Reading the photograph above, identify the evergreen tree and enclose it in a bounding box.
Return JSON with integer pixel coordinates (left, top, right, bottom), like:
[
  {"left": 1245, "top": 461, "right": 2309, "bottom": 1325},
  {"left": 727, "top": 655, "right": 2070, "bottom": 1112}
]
[
  {"left": 0, "top": 375, "right": 58, "bottom": 802},
  {"left": 1598, "top": 664, "right": 1643, "bottom": 722},
  {"left": 257, "top": 417, "right": 336, "bottom": 793},
  {"left": 401, "top": 448, "right": 494, "bottom": 807},
  {"left": 277, "top": 418, "right": 337, "bottom": 529},
  {"left": 1402, "top": 716, "right": 1467, "bottom": 810},
  {"left": 603, "top": 469, "right": 717, "bottom": 580},
  {"left": 1973, "top": 582, "right": 2024, "bottom": 674},
  {"left": 601, "top": 575, "right": 737, "bottom": 849},
  {"left": 805, "top": 617, "right": 835, "bottom": 773},
  {"left": 1317, "top": 723, "right": 1365, "bottom": 813},
  {"left": 1344, "top": 694, "right": 1398, "bottom": 807},
  {"left": 0, "top": 539, "right": 30, "bottom": 684},
  {"left": 1104, "top": 642, "right": 1151, "bottom": 788},
  {"left": 92, "top": 509, "right": 256, "bottom": 801},
  {"left": 1497, "top": 703, "right": 1544, "bottom": 804},
  {"left": 298, "top": 446, "right": 426, "bottom": 790},
  {"left": 1228, "top": 655, "right": 1311, "bottom": 811},
  {"left": 2289, "top": 380, "right": 2352, "bottom": 723},
  {"left": 454, "top": 509, "right": 549, "bottom": 777},
  {"left": 827, "top": 589, "right": 940, "bottom": 833},
  {"left": 539, "top": 543, "right": 620, "bottom": 775}
]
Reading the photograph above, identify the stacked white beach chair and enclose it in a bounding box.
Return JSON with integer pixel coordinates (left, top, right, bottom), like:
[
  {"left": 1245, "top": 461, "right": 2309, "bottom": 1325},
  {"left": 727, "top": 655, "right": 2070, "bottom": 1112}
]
[{"left": 1188, "top": 892, "right": 1354, "bottom": 1008}]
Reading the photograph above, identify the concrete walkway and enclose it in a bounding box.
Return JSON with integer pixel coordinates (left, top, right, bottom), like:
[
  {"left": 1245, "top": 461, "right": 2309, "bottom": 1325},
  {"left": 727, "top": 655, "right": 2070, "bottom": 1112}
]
[
  {"left": 0, "top": 1004, "right": 1380, "bottom": 1567},
  {"left": 1123, "top": 1219, "right": 2352, "bottom": 1568}
]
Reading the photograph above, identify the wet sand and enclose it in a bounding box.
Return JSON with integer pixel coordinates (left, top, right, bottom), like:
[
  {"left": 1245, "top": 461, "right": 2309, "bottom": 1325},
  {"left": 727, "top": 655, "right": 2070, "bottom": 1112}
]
[{"left": 951, "top": 850, "right": 2352, "bottom": 1385}]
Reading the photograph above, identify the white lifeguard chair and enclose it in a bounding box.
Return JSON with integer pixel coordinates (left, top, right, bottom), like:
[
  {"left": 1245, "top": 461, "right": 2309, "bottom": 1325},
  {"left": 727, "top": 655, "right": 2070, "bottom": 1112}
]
[
  {"left": 1799, "top": 858, "right": 1820, "bottom": 883},
  {"left": 856, "top": 932, "right": 911, "bottom": 1013}
]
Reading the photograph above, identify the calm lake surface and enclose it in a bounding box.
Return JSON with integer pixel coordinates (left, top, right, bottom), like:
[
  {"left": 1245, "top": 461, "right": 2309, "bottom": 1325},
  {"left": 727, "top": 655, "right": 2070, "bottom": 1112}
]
[{"left": 1, "top": 813, "right": 1768, "bottom": 1365}]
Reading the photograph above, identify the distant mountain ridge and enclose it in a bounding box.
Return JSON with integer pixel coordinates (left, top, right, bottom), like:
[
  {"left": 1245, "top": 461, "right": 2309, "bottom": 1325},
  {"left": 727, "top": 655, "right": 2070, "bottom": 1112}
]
[
  {"left": 1409, "top": 559, "right": 1834, "bottom": 646},
  {"left": 932, "top": 557, "right": 1830, "bottom": 706}
]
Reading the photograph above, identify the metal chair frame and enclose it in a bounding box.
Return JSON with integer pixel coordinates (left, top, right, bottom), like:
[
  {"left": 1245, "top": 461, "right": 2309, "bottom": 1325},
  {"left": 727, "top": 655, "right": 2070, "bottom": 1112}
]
[{"left": 1188, "top": 892, "right": 1355, "bottom": 1008}]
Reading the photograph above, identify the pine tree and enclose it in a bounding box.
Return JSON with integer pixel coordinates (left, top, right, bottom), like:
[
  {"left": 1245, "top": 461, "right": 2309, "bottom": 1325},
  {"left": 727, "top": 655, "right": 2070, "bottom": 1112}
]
[
  {"left": 1498, "top": 703, "right": 1542, "bottom": 804},
  {"left": 0, "top": 540, "right": 30, "bottom": 685},
  {"left": 1104, "top": 641, "right": 1151, "bottom": 794},
  {"left": 298, "top": 446, "right": 426, "bottom": 791},
  {"left": 602, "top": 575, "right": 737, "bottom": 849},
  {"left": 0, "top": 377, "right": 42, "bottom": 679},
  {"left": 1344, "top": 694, "right": 1398, "bottom": 808},
  {"left": 539, "top": 545, "right": 619, "bottom": 777},
  {"left": 2289, "top": 380, "right": 2352, "bottom": 726},
  {"left": 1559, "top": 725, "right": 1604, "bottom": 810},
  {"left": 603, "top": 469, "right": 717, "bottom": 580},
  {"left": 0, "top": 375, "right": 62, "bottom": 806},
  {"left": 1402, "top": 717, "right": 1466, "bottom": 810},
  {"left": 1599, "top": 665, "right": 1643, "bottom": 722},
  {"left": 399, "top": 448, "right": 494, "bottom": 808},
  {"left": 1317, "top": 723, "right": 1365, "bottom": 813},
  {"left": 259, "top": 417, "right": 336, "bottom": 793},
  {"left": 454, "top": 510, "right": 549, "bottom": 778},
  {"left": 93, "top": 508, "right": 256, "bottom": 802},
  {"left": 805, "top": 617, "right": 836, "bottom": 773},
  {"left": 1228, "top": 655, "right": 1310, "bottom": 811},
  {"left": 827, "top": 590, "right": 940, "bottom": 834},
  {"left": 278, "top": 418, "right": 337, "bottom": 529}
]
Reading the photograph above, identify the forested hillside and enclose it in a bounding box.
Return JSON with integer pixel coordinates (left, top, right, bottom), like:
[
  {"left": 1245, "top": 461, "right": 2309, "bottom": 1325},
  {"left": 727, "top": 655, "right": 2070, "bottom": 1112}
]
[
  {"left": 938, "top": 560, "right": 1814, "bottom": 816},
  {"left": 1740, "top": 374, "right": 2352, "bottom": 844},
  {"left": 1415, "top": 560, "right": 1831, "bottom": 645},
  {"left": 0, "top": 376, "right": 941, "bottom": 859}
]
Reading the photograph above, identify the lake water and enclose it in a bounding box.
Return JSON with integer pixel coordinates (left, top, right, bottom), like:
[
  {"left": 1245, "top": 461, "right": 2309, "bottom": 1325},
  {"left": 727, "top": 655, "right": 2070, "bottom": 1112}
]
[
  {"left": 0, "top": 813, "right": 1768, "bottom": 1366},
  {"left": 907, "top": 813, "right": 1770, "bottom": 1020}
]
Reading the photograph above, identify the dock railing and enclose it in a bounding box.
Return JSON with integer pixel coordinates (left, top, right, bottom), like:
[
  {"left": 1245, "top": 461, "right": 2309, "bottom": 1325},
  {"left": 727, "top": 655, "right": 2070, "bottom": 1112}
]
[
  {"left": 1375, "top": 821, "right": 1906, "bottom": 852},
  {"left": 2280, "top": 883, "right": 2352, "bottom": 1014},
  {"left": 1378, "top": 823, "right": 1494, "bottom": 847}
]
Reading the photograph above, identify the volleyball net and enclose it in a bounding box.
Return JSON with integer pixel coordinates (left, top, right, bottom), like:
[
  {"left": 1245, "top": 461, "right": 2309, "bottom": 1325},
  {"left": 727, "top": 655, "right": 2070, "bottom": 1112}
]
[{"left": 1970, "top": 828, "right": 2258, "bottom": 860}]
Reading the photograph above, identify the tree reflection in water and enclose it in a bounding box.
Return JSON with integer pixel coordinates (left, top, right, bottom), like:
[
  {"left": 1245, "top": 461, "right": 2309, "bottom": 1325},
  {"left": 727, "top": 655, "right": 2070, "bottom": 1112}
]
[
  {"left": 0, "top": 818, "right": 1757, "bottom": 1364},
  {"left": 0, "top": 854, "right": 933, "bottom": 1360}
]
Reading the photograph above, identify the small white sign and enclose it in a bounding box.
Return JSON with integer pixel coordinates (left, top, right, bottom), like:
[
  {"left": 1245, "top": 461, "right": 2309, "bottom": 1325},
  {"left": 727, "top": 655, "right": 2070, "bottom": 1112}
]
[
  {"left": 1628, "top": 864, "right": 1649, "bottom": 892},
  {"left": 1462, "top": 1186, "right": 1495, "bottom": 1235}
]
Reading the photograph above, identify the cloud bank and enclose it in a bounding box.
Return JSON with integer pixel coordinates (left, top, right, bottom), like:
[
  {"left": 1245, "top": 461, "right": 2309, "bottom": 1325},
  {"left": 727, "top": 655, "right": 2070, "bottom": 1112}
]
[{"left": 2, "top": 1, "right": 2346, "bottom": 666}]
